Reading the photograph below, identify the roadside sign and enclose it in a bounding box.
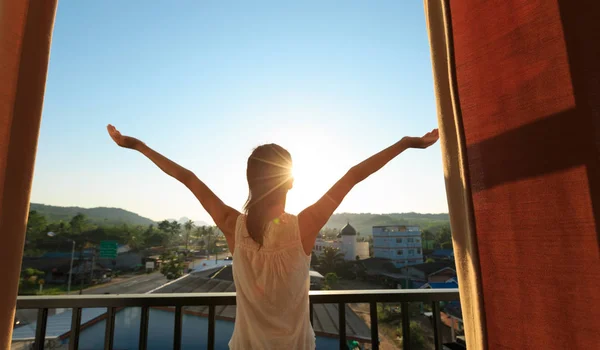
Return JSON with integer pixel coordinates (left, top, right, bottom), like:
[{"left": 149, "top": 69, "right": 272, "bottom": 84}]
[
  {"left": 99, "top": 241, "right": 118, "bottom": 259},
  {"left": 145, "top": 261, "right": 155, "bottom": 270}
]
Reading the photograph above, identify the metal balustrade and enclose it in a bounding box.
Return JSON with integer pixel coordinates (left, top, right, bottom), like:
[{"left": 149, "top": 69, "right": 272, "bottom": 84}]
[{"left": 16, "top": 289, "right": 460, "bottom": 350}]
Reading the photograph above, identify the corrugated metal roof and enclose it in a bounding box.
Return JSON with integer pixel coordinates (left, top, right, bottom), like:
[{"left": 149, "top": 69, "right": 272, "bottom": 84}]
[
  {"left": 421, "top": 281, "right": 459, "bottom": 289},
  {"left": 12, "top": 308, "right": 106, "bottom": 340},
  {"left": 151, "top": 274, "right": 371, "bottom": 341}
]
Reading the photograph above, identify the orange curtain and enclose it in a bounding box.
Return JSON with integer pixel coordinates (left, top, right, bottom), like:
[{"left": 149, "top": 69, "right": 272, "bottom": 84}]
[
  {"left": 0, "top": 0, "right": 57, "bottom": 347},
  {"left": 424, "top": 0, "right": 487, "bottom": 348},
  {"left": 425, "top": 0, "right": 600, "bottom": 348}
]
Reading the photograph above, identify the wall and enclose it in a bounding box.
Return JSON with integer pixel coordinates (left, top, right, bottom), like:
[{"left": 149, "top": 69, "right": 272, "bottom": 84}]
[
  {"left": 402, "top": 267, "right": 427, "bottom": 281},
  {"left": 98, "top": 252, "right": 142, "bottom": 271},
  {"left": 373, "top": 226, "right": 423, "bottom": 267},
  {"left": 341, "top": 235, "right": 356, "bottom": 261},
  {"left": 355, "top": 242, "right": 369, "bottom": 260}
]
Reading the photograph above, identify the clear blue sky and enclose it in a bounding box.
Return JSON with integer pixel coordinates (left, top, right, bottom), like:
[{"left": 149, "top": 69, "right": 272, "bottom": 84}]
[{"left": 31, "top": 0, "right": 447, "bottom": 224}]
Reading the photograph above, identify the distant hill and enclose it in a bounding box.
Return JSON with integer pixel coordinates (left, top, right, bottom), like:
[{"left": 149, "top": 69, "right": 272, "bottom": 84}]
[
  {"left": 29, "top": 203, "right": 155, "bottom": 226},
  {"left": 325, "top": 212, "right": 450, "bottom": 236},
  {"left": 29, "top": 203, "right": 449, "bottom": 233}
]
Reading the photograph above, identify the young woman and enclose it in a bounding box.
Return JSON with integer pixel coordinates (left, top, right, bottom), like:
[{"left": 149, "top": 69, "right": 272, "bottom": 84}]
[{"left": 107, "top": 124, "right": 439, "bottom": 349}]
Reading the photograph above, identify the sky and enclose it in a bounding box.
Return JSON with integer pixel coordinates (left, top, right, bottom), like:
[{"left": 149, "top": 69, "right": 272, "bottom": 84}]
[{"left": 31, "top": 0, "right": 448, "bottom": 224}]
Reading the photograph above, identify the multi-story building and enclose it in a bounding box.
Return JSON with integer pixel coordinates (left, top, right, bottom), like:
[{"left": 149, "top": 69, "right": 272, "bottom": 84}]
[{"left": 372, "top": 225, "right": 423, "bottom": 268}]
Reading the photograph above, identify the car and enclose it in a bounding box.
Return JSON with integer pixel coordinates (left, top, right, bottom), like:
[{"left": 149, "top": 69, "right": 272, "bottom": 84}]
[{"left": 224, "top": 256, "right": 233, "bottom": 261}]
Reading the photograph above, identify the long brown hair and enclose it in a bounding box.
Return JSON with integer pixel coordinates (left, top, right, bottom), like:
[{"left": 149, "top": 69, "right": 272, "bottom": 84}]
[{"left": 243, "top": 144, "right": 293, "bottom": 246}]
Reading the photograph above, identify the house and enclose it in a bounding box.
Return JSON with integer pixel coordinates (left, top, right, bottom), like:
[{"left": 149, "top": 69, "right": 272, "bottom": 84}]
[
  {"left": 97, "top": 250, "right": 143, "bottom": 271},
  {"left": 400, "top": 261, "right": 456, "bottom": 283},
  {"left": 429, "top": 249, "right": 455, "bottom": 261},
  {"left": 419, "top": 281, "right": 459, "bottom": 289}
]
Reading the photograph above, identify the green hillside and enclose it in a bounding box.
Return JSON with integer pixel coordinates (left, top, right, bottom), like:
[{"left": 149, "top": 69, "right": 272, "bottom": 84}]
[
  {"left": 29, "top": 203, "right": 155, "bottom": 226},
  {"left": 29, "top": 203, "right": 450, "bottom": 234},
  {"left": 325, "top": 212, "right": 450, "bottom": 235}
]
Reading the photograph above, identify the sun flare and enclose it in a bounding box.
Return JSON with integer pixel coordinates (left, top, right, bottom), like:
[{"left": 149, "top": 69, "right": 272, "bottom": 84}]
[{"left": 271, "top": 126, "right": 346, "bottom": 215}]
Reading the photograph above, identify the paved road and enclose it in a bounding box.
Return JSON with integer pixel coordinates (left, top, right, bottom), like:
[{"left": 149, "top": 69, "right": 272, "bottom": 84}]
[{"left": 82, "top": 272, "right": 169, "bottom": 295}]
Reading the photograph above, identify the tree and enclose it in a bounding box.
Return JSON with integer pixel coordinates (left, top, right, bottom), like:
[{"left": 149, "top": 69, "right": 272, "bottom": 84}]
[
  {"left": 26, "top": 211, "right": 48, "bottom": 240},
  {"left": 69, "top": 213, "right": 89, "bottom": 235},
  {"left": 436, "top": 226, "right": 452, "bottom": 249},
  {"left": 192, "top": 227, "right": 204, "bottom": 247},
  {"left": 158, "top": 220, "right": 171, "bottom": 234},
  {"left": 426, "top": 258, "right": 436, "bottom": 263},
  {"left": 142, "top": 224, "right": 168, "bottom": 248},
  {"left": 170, "top": 220, "right": 182, "bottom": 237},
  {"left": 203, "top": 226, "right": 217, "bottom": 254},
  {"left": 21, "top": 268, "right": 45, "bottom": 288},
  {"left": 159, "top": 251, "right": 185, "bottom": 280},
  {"left": 310, "top": 251, "right": 319, "bottom": 267},
  {"left": 125, "top": 225, "right": 145, "bottom": 251},
  {"left": 324, "top": 272, "right": 339, "bottom": 285},
  {"left": 318, "top": 247, "right": 345, "bottom": 273},
  {"left": 157, "top": 220, "right": 182, "bottom": 246},
  {"left": 46, "top": 221, "right": 70, "bottom": 236},
  {"left": 397, "top": 321, "right": 426, "bottom": 349},
  {"left": 422, "top": 229, "right": 435, "bottom": 250},
  {"left": 322, "top": 272, "right": 339, "bottom": 290},
  {"left": 184, "top": 220, "right": 195, "bottom": 250}
]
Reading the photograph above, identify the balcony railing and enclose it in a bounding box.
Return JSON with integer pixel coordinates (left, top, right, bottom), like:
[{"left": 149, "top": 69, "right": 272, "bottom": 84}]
[{"left": 16, "top": 289, "right": 460, "bottom": 350}]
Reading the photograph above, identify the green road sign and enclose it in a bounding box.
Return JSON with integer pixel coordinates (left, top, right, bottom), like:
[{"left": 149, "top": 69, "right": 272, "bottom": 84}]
[{"left": 99, "top": 240, "right": 118, "bottom": 259}]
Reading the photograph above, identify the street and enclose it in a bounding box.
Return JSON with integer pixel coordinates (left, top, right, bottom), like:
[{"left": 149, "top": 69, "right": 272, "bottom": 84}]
[{"left": 82, "top": 271, "right": 169, "bottom": 294}]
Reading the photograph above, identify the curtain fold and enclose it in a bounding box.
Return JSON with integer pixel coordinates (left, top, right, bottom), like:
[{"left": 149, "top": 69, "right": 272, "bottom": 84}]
[
  {"left": 426, "top": 0, "right": 600, "bottom": 348},
  {"left": 0, "top": 0, "right": 58, "bottom": 347},
  {"left": 423, "top": 1, "right": 487, "bottom": 349}
]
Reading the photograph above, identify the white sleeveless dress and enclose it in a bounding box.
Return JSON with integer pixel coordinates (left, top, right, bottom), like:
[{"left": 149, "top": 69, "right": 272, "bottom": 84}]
[{"left": 229, "top": 213, "right": 316, "bottom": 350}]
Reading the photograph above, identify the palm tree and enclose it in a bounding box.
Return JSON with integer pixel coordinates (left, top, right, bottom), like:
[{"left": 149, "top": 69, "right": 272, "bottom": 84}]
[
  {"left": 318, "top": 247, "right": 345, "bottom": 273},
  {"left": 184, "top": 220, "right": 194, "bottom": 250},
  {"left": 192, "top": 227, "right": 203, "bottom": 248}
]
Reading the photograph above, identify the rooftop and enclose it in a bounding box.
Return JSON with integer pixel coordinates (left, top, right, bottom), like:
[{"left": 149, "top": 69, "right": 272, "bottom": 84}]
[
  {"left": 421, "top": 281, "right": 459, "bottom": 289},
  {"left": 403, "top": 261, "right": 456, "bottom": 275},
  {"left": 431, "top": 249, "right": 455, "bottom": 257},
  {"left": 153, "top": 270, "right": 371, "bottom": 341},
  {"left": 13, "top": 308, "right": 106, "bottom": 341},
  {"left": 340, "top": 223, "right": 357, "bottom": 236}
]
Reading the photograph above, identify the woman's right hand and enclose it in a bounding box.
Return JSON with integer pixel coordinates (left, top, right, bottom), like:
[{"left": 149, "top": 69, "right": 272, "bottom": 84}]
[
  {"left": 405, "top": 129, "right": 439, "bottom": 149},
  {"left": 107, "top": 124, "right": 143, "bottom": 150}
]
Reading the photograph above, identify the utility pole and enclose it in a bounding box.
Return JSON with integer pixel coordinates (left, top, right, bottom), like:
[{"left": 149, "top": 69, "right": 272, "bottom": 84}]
[
  {"left": 68, "top": 240, "right": 75, "bottom": 294},
  {"left": 79, "top": 248, "right": 84, "bottom": 295},
  {"left": 215, "top": 234, "right": 218, "bottom": 264},
  {"left": 90, "top": 251, "right": 95, "bottom": 285}
]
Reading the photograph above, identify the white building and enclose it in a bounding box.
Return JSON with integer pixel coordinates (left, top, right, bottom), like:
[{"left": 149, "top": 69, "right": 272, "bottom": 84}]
[
  {"left": 314, "top": 223, "right": 369, "bottom": 261},
  {"left": 373, "top": 225, "right": 423, "bottom": 268}
]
